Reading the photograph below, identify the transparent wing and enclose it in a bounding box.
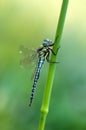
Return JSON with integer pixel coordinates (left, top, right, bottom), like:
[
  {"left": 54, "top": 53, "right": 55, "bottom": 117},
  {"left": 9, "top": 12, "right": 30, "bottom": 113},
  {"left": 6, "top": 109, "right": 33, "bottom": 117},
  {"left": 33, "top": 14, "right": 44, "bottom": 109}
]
[
  {"left": 19, "top": 45, "right": 38, "bottom": 68},
  {"left": 31, "top": 63, "right": 38, "bottom": 80}
]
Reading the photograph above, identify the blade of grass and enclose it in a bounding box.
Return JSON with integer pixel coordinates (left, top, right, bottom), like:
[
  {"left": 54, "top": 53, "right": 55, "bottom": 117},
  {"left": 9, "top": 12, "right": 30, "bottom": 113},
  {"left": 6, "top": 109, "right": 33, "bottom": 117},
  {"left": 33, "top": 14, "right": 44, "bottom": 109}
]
[{"left": 38, "top": 1, "right": 69, "bottom": 130}]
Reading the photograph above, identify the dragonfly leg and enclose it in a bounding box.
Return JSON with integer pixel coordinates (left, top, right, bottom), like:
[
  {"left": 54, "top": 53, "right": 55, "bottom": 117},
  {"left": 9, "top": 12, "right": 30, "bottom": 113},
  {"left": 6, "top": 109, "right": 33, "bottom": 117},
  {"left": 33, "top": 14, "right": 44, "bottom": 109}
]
[
  {"left": 49, "top": 46, "right": 60, "bottom": 56},
  {"left": 46, "top": 51, "right": 59, "bottom": 64}
]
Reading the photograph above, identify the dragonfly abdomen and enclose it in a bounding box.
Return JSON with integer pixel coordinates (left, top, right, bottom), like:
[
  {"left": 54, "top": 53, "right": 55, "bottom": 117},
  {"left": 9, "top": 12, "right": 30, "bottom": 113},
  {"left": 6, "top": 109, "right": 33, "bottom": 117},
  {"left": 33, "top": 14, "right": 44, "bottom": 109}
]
[{"left": 29, "top": 59, "right": 45, "bottom": 106}]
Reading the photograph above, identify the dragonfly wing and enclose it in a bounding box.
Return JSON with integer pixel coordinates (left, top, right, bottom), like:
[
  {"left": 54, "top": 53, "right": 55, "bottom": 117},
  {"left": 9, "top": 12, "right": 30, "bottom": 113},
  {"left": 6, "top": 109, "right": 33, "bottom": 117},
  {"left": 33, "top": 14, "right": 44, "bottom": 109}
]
[
  {"left": 31, "top": 57, "right": 38, "bottom": 80},
  {"left": 19, "top": 45, "right": 37, "bottom": 68}
]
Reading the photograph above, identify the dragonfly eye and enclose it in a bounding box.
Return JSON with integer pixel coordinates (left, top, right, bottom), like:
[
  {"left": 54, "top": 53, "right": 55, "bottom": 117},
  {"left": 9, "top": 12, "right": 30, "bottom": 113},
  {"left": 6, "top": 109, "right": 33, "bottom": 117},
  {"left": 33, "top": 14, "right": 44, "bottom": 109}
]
[{"left": 42, "top": 38, "right": 52, "bottom": 47}]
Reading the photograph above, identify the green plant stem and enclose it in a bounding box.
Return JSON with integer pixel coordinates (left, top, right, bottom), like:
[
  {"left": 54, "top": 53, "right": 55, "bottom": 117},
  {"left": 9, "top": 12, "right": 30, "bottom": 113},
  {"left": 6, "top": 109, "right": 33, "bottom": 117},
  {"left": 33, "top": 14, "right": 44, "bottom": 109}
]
[{"left": 38, "top": 1, "right": 69, "bottom": 130}]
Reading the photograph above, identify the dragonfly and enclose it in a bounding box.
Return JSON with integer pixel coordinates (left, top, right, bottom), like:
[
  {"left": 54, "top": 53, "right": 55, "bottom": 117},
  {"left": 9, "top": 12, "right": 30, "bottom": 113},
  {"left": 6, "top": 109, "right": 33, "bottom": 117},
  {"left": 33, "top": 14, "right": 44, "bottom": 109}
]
[{"left": 20, "top": 38, "right": 59, "bottom": 106}]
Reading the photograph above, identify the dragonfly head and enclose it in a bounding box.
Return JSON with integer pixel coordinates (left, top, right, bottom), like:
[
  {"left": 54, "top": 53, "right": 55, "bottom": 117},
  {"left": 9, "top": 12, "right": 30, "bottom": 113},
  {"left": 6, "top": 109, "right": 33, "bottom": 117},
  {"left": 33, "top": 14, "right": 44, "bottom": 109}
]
[{"left": 42, "top": 38, "right": 54, "bottom": 47}]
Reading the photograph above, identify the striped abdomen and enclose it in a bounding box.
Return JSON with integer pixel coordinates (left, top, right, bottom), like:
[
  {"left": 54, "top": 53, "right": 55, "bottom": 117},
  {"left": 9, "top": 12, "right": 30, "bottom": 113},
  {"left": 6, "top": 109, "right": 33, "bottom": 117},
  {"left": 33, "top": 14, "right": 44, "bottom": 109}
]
[{"left": 29, "top": 59, "right": 45, "bottom": 106}]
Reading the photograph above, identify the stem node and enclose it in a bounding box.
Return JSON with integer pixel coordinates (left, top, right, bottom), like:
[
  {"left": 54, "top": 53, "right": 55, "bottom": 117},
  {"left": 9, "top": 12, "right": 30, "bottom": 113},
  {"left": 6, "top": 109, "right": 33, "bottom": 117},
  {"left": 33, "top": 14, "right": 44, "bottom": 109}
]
[{"left": 41, "top": 107, "right": 48, "bottom": 115}]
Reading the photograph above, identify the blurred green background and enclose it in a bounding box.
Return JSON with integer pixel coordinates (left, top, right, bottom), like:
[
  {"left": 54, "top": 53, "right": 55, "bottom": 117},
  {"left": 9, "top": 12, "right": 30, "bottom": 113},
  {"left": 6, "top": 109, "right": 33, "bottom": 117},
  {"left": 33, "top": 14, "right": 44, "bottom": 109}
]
[{"left": 0, "top": 0, "right": 86, "bottom": 130}]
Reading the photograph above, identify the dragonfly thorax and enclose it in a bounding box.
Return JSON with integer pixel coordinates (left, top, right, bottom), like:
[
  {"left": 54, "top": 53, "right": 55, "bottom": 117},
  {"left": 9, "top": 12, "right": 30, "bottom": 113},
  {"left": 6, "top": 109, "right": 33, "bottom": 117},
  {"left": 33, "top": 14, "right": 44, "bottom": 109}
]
[{"left": 37, "top": 48, "right": 46, "bottom": 60}]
